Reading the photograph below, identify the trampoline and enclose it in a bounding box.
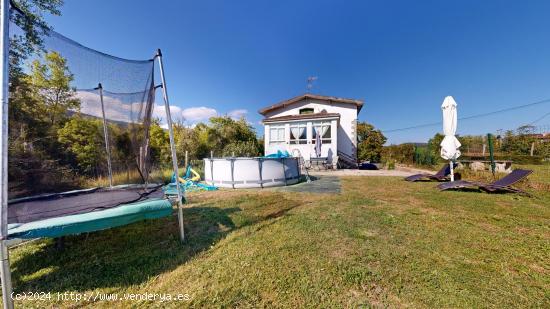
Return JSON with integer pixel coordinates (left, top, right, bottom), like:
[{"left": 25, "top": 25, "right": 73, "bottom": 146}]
[
  {"left": 7, "top": 185, "right": 173, "bottom": 239},
  {"left": 1, "top": 5, "right": 185, "bottom": 242},
  {"left": 0, "top": 4, "right": 186, "bottom": 307}
]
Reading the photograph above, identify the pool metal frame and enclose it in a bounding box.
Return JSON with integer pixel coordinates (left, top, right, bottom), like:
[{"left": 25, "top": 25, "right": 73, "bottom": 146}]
[{"left": 205, "top": 157, "right": 301, "bottom": 189}]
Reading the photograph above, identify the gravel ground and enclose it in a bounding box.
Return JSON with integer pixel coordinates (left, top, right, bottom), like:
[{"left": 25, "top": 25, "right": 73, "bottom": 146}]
[{"left": 308, "top": 165, "right": 431, "bottom": 177}]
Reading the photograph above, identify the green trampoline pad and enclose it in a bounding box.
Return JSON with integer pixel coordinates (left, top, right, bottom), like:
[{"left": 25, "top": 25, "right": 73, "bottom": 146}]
[{"left": 8, "top": 198, "right": 173, "bottom": 239}]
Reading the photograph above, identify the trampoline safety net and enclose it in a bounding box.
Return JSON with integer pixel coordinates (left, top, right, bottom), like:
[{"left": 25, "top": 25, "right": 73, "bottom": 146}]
[
  {"left": 3, "top": 2, "right": 184, "bottom": 232},
  {"left": 7, "top": 5, "right": 163, "bottom": 198}
]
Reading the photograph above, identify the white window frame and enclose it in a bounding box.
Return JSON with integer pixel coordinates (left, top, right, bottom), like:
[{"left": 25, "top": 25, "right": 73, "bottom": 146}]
[
  {"left": 312, "top": 121, "right": 332, "bottom": 144},
  {"left": 289, "top": 122, "right": 308, "bottom": 144},
  {"left": 269, "top": 125, "right": 286, "bottom": 144}
]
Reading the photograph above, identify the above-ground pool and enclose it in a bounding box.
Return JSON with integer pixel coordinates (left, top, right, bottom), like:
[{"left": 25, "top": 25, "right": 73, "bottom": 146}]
[{"left": 204, "top": 157, "right": 301, "bottom": 188}]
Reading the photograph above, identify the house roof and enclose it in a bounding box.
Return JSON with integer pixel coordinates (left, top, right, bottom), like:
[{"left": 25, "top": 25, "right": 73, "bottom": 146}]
[
  {"left": 262, "top": 112, "right": 340, "bottom": 124},
  {"left": 259, "top": 93, "right": 364, "bottom": 116},
  {"left": 525, "top": 133, "right": 550, "bottom": 140}
]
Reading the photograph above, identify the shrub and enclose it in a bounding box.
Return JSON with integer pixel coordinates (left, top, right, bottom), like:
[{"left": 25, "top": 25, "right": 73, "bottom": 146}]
[
  {"left": 381, "top": 143, "right": 415, "bottom": 165},
  {"left": 222, "top": 140, "right": 262, "bottom": 157},
  {"left": 414, "top": 145, "right": 438, "bottom": 166},
  {"left": 357, "top": 122, "right": 386, "bottom": 162},
  {"left": 460, "top": 154, "right": 544, "bottom": 165}
]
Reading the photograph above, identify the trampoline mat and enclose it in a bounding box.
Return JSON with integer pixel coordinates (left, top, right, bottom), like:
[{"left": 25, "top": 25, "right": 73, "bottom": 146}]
[{"left": 8, "top": 185, "right": 164, "bottom": 224}]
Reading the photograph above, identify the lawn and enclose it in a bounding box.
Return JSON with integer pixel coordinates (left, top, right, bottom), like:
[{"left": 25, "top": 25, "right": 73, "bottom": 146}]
[{"left": 4, "top": 176, "right": 549, "bottom": 308}]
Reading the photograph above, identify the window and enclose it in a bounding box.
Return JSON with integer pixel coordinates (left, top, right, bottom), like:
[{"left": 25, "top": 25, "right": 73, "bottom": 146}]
[
  {"left": 312, "top": 122, "right": 331, "bottom": 144},
  {"left": 290, "top": 123, "right": 307, "bottom": 144},
  {"left": 269, "top": 126, "right": 285, "bottom": 144},
  {"left": 299, "top": 108, "right": 314, "bottom": 115}
]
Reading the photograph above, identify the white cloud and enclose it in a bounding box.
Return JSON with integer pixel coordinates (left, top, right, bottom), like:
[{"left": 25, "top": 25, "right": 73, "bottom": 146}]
[
  {"left": 77, "top": 90, "right": 196, "bottom": 127},
  {"left": 181, "top": 106, "right": 218, "bottom": 122},
  {"left": 227, "top": 109, "right": 248, "bottom": 120},
  {"left": 76, "top": 91, "right": 218, "bottom": 129},
  {"left": 76, "top": 90, "right": 146, "bottom": 123},
  {"left": 152, "top": 104, "right": 166, "bottom": 120},
  {"left": 154, "top": 105, "right": 218, "bottom": 126},
  {"left": 153, "top": 104, "right": 186, "bottom": 124}
]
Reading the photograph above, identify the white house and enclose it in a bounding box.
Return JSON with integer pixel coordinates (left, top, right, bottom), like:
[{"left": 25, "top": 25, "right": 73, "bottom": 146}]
[{"left": 260, "top": 94, "right": 363, "bottom": 168}]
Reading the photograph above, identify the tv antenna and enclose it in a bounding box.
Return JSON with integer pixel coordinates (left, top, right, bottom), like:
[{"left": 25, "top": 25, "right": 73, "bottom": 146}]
[{"left": 306, "top": 76, "right": 317, "bottom": 93}]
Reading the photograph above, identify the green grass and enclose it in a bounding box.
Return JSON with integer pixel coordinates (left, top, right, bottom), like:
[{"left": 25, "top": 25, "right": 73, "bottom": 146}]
[
  {"left": 4, "top": 177, "right": 549, "bottom": 308},
  {"left": 516, "top": 164, "right": 550, "bottom": 184}
]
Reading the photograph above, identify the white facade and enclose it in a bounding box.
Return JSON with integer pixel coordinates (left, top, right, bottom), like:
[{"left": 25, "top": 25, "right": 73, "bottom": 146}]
[{"left": 261, "top": 95, "right": 362, "bottom": 166}]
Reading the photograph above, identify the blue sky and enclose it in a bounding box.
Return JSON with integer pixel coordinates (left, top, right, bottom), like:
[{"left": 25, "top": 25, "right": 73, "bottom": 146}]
[{"left": 44, "top": 0, "right": 550, "bottom": 143}]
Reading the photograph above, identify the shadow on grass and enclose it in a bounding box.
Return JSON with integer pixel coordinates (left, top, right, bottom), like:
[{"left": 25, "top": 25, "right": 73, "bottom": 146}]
[
  {"left": 10, "top": 194, "right": 301, "bottom": 293},
  {"left": 438, "top": 186, "right": 532, "bottom": 196},
  {"left": 276, "top": 175, "right": 341, "bottom": 194}
]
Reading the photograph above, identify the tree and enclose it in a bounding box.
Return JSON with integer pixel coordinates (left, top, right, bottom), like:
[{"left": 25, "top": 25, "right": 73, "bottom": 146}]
[
  {"left": 173, "top": 122, "right": 200, "bottom": 161},
  {"left": 193, "top": 122, "right": 213, "bottom": 159},
  {"left": 208, "top": 117, "right": 258, "bottom": 147},
  {"left": 256, "top": 137, "right": 265, "bottom": 155},
  {"left": 357, "top": 122, "right": 386, "bottom": 162},
  {"left": 427, "top": 133, "right": 444, "bottom": 159},
  {"left": 8, "top": 51, "right": 80, "bottom": 194},
  {"left": 57, "top": 117, "right": 104, "bottom": 175},
  {"left": 501, "top": 128, "right": 537, "bottom": 155},
  {"left": 8, "top": 2, "right": 68, "bottom": 153},
  {"left": 149, "top": 120, "right": 171, "bottom": 167},
  {"left": 537, "top": 141, "right": 550, "bottom": 159},
  {"left": 8, "top": 73, "right": 41, "bottom": 150},
  {"left": 459, "top": 135, "right": 484, "bottom": 153},
  {"left": 9, "top": 53, "right": 77, "bottom": 154},
  {"left": 25, "top": 51, "right": 79, "bottom": 128},
  {"left": 7, "top": 1, "right": 66, "bottom": 195},
  {"left": 8, "top": 0, "right": 63, "bottom": 79},
  {"left": 222, "top": 141, "right": 261, "bottom": 157},
  {"left": 381, "top": 143, "right": 415, "bottom": 164},
  {"left": 111, "top": 127, "right": 132, "bottom": 171},
  {"left": 181, "top": 116, "right": 261, "bottom": 158}
]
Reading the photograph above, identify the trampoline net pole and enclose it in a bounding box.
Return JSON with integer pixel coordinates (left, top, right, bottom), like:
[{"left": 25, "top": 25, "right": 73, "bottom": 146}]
[
  {"left": 0, "top": 0, "right": 14, "bottom": 307},
  {"left": 156, "top": 49, "right": 185, "bottom": 242},
  {"left": 97, "top": 84, "right": 113, "bottom": 189}
]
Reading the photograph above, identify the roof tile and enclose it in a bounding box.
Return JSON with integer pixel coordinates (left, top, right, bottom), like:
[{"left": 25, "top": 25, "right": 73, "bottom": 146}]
[
  {"left": 259, "top": 93, "right": 364, "bottom": 115},
  {"left": 262, "top": 112, "right": 340, "bottom": 123}
]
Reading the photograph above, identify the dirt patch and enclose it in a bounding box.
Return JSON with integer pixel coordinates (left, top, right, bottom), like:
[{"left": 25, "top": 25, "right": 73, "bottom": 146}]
[
  {"left": 347, "top": 282, "right": 406, "bottom": 308},
  {"left": 310, "top": 167, "right": 417, "bottom": 177},
  {"left": 477, "top": 222, "right": 500, "bottom": 233},
  {"left": 528, "top": 263, "right": 548, "bottom": 275}
]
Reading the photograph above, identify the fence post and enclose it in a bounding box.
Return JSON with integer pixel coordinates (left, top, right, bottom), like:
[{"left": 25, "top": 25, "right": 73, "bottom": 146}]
[
  {"left": 487, "top": 133, "right": 496, "bottom": 176},
  {"left": 185, "top": 150, "right": 188, "bottom": 169}
]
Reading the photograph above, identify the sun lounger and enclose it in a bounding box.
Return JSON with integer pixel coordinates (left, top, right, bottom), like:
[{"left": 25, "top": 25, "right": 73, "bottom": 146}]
[
  {"left": 405, "top": 164, "right": 450, "bottom": 182},
  {"left": 437, "top": 169, "right": 532, "bottom": 195}
]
